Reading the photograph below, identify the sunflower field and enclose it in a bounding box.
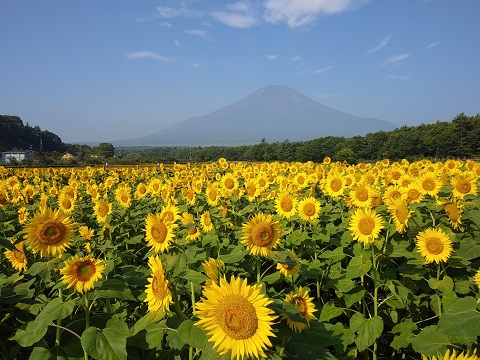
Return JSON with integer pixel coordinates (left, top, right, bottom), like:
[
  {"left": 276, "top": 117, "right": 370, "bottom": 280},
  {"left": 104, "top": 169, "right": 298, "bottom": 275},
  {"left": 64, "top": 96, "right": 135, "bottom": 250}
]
[{"left": 1, "top": 158, "right": 480, "bottom": 360}]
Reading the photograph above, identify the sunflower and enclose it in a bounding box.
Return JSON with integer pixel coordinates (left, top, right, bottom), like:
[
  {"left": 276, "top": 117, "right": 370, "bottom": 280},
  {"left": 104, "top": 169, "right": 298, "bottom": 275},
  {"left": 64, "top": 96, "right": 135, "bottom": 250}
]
[
  {"left": 283, "top": 287, "right": 317, "bottom": 332},
  {"left": 186, "top": 226, "right": 202, "bottom": 243},
  {"left": 115, "top": 186, "right": 132, "bottom": 208},
  {"left": 18, "top": 206, "right": 29, "bottom": 224},
  {"left": 221, "top": 173, "right": 239, "bottom": 193},
  {"left": 323, "top": 171, "right": 345, "bottom": 199},
  {"left": 24, "top": 207, "right": 76, "bottom": 257},
  {"left": 194, "top": 276, "right": 276, "bottom": 360},
  {"left": 349, "top": 183, "right": 373, "bottom": 208},
  {"left": 241, "top": 213, "right": 282, "bottom": 257},
  {"left": 200, "top": 211, "right": 214, "bottom": 232},
  {"left": 93, "top": 198, "right": 112, "bottom": 224},
  {"left": 274, "top": 191, "right": 297, "bottom": 219},
  {"left": 474, "top": 268, "right": 480, "bottom": 290},
  {"left": 144, "top": 256, "right": 173, "bottom": 315},
  {"left": 403, "top": 182, "right": 424, "bottom": 204},
  {"left": 388, "top": 197, "right": 413, "bottom": 233},
  {"left": 416, "top": 228, "right": 453, "bottom": 264},
  {"left": 244, "top": 179, "right": 260, "bottom": 202},
  {"left": 206, "top": 183, "right": 220, "bottom": 206},
  {"left": 450, "top": 173, "right": 477, "bottom": 199},
  {"left": 276, "top": 250, "right": 300, "bottom": 277},
  {"left": 422, "top": 349, "right": 479, "bottom": 360},
  {"left": 144, "top": 213, "right": 177, "bottom": 253},
  {"left": 134, "top": 182, "right": 148, "bottom": 200},
  {"left": 58, "top": 193, "right": 75, "bottom": 213},
  {"left": 419, "top": 172, "right": 441, "bottom": 198},
  {"left": 202, "top": 257, "right": 225, "bottom": 286},
  {"left": 438, "top": 199, "right": 463, "bottom": 230},
  {"left": 160, "top": 203, "right": 181, "bottom": 224},
  {"left": 4, "top": 240, "right": 28, "bottom": 271},
  {"left": 297, "top": 196, "right": 321, "bottom": 222},
  {"left": 349, "top": 208, "right": 384, "bottom": 245},
  {"left": 60, "top": 255, "right": 104, "bottom": 293}
]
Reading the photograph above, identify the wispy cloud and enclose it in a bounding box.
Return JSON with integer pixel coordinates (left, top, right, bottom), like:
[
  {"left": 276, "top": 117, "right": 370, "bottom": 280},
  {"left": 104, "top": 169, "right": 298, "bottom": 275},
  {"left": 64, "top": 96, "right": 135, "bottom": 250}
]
[
  {"left": 211, "top": 1, "right": 258, "bottom": 28},
  {"left": 126, "top": 51, "right": 172, "bottom": 62},
  {"left": 379, "top": 53, "right": 409, "bottom": 67},
  {"left": 424, "top": 41, "right": 440, "bottom": 50},
  {"left": 387, "top": 75, "right": 410, "bottom": 80},
  {"left": 314, "top": 65, "right": 333, "bottom": 74},
  {"left": 155, "top": 6, "right": 202, "bottom": 18},
  {"left": 367, "top": 34, "right": 392, "bottom": 54},
  {"left": 292, "top": 56, "right": 302, "bottom": 61},
  {"left": 266, "top": 54, "right": 277, "bottom": 60},
  {"left": 264, "top": 0, "right": 367, "bottom": 28},
  {"left": 174, "top": 40, "right": 180, "bottom": 47},
  {"left": 184, "top": 29, "right": 214, "bottom": 41},
  {"left": 159, "top": 22, "right": 172, "bottom": 28}
]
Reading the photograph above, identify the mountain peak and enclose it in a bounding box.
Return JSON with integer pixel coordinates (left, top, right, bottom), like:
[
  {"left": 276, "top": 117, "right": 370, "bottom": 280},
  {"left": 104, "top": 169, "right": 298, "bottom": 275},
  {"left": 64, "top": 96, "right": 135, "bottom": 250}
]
[{"left": 113, "top": 85, "right": 397, "bottom": 146}]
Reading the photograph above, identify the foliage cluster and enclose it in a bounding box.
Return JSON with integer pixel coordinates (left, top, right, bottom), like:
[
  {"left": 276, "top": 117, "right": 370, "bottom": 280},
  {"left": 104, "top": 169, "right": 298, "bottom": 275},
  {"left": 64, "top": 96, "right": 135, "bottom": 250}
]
[{"left": 1, "top": 158, "right": 480, "bottom": 360}]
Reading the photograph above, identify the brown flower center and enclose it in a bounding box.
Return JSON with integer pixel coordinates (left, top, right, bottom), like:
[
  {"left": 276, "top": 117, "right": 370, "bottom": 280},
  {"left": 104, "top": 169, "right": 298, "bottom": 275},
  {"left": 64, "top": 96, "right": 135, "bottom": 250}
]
[
  {"left": 151, "top": 222, "right": 167, "bottom": 243},
  {"left": 358, "top": 217, "right": 375, "bottom": 235},
  {"left": 74, "top": 261, "right": 96, "bottom": 281},
  {"left": 303, "top": 203, "right": 316, "bottom": 217},
  {"left": 355, "top": 188, "right": 369, "bottom": 202},
  {"left": 426, "top": 237, "right": 444, "bottom": 255},
  {"left": 38, "top": 220, "right": 65, "bottom": 245},
  {"left": 224, "top": 178, "right": 235, "bottom": 189},
  {"left": 330, "top": 178, "right": 342, "bottom": 192},
  {"left": 251, "top": 223, "right": 274, "bottom": 247},
  {"left": 455, "top": 179, "right": 471, "bottom": 194},
  {"left": 280, "top": 197, "right": 293, "bottom": 212},
  {"left": 151, "top": 273, "right": 168, "bottom": 299},
  {"left": 216, "top": 294, "right": 258, "bottom": 340}
]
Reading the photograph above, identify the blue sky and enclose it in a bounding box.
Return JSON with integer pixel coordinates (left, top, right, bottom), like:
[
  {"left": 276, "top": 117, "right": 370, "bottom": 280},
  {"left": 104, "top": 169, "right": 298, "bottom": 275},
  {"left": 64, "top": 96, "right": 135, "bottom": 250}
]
[{"left": 1, "top": 0, "right": 479, "bottom": 143}]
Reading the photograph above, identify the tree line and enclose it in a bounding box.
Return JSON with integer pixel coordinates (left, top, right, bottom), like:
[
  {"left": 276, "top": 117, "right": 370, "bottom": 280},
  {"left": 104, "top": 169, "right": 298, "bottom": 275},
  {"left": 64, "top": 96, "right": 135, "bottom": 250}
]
[
  {"left": 2, "top": 113, "right": 479, "bottom": 165},
  {"left": 135, "top": 113, "right": 480, "bottom": 164}
]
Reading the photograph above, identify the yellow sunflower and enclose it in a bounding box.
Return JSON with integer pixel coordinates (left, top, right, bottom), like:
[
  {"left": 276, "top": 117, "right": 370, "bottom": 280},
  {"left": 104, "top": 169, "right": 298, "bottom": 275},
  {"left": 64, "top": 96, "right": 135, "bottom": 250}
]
[
  {"left": 438, "top": 199, "right": 463, "bottom": 230},
  {"left": 221, "top": 173, "right": 239, "bottom": 194},
  {"left": 200, "top": 211, "right": 214, "bottom": 233},
  {"left": 134, "top": 182, "right": 148, "bottom": 200},
  {"left": 93, "top": 198, "right": 112, "bottom": 224},
  {"left": 473, "top": 268, "right": 480, "bottom": 290},
  {"left": 4, "top": 240, "right": 28, "bottom": 271},
  {"left": 283, "top": 287, "right": 318, "bottom": 332},
  {"left": 274, "top": 191, "right": 297, "bottom": 219},
  {"left": 144, "top": 256, "right": 173, "bottom": 315},
  {"left": 450, "top": 173, "right": 477, "bottom": 199},
  {"left": 349, "top": 208, "right": 384, "bottom": 245},
  {"left": 349, "top": 182, "right": 373, "bottom": 208},
  {"left": 419, "top": 172, "right": 441, "bottom": 198},
  {"left": 202, "top": 257, "right": 225, "bottom": 286},
  {"left": 323, "top": 171, "right": 345, "bottom": 199},
  {"left": 144, "top": 213, "right": 177, "bottom": 253},
  {"left": 18, "top": 206, "right": 29, "bottom": 224},
  {"left": 388, "top": 197, "right": 413, "bottom": 233},
  {"left": 160, "top": 203, "right": 181, "bottom": 224},
  {"left": 403, "top": 182, "right": 424, "bottom": 204},
  {"left": 58, "top": 193, "right": 75, "bottom": 213},
  {"left": 416, "top": 228, "right": 453, "bottom": 264},
  {"left": 115, "top": 186, "right": 132, "bottom": 208},
  {"left": 276, "top": 250, "right": 300, "bottom": 277},
  {"left": 194, "top": 276, "right": 276, "bottom": 360},
  {"left": 24, "top": 207, "right": 76, "bottom": 257},
  {"left": 60, "top": 255, "right": 104, "bottom": 293},
  {"left": 206, "top": 183, "right": 220, "bottom": 206},
  {"left": 422, "top": 349, "right": 479, "bottom": 360},
  {"left": 186, "top": 226, "right": 202, "bottom": 243},
  {"left": 297, "top": 196, "right": 321, "bottom": 222},
  {"left": 244, "top": 179, "right": 260, "bottom": 202},
  {"left": 241, "top": 213, "right": 282, "bottom": 257}
]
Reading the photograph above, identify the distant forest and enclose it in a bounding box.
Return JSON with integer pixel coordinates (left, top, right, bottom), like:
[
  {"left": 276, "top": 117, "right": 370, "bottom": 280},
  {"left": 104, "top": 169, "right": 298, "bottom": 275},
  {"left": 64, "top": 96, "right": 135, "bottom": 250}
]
[{"left": 1, "top": 113, "right": 479, "bottom": 164}]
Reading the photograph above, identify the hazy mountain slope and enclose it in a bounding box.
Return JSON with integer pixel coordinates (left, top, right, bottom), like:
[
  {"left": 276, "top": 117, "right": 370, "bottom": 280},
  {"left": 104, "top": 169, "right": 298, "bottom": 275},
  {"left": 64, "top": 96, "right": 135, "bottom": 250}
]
[{"left": 114, "top": 85, "right": 397, "bottom": 146}]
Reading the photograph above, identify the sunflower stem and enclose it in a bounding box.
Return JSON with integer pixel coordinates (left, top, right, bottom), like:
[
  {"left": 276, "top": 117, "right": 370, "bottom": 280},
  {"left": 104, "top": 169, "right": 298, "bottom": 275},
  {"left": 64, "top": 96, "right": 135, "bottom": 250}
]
[
  {"left": 256, "top": 257, "right": 261, "bottom": 284},
  {"left": 84, "top": 295, "right": 90, "bottom": 360},
  {"left": 371, "top": 245, "right": 378, "bottom": 360},
  {"left": 56, "top": 287, "right": 63, "bottom": 347},
  {"left": 437, "top": 263, "right": 442, "bottom": 316}
]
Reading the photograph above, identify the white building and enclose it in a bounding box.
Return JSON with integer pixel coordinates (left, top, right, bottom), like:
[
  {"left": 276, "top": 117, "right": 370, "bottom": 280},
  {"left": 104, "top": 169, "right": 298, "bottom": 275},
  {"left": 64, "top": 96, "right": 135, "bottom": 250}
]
[{"left": 0, "top": 150, "right": 35, "bottom": 164}]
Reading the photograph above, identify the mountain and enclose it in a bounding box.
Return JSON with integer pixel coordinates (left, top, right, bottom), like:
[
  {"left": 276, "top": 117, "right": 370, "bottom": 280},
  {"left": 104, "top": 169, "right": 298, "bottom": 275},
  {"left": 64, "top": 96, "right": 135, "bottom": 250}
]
[{"left": 113, "top": 85, "right": 397, "bottom": 146}]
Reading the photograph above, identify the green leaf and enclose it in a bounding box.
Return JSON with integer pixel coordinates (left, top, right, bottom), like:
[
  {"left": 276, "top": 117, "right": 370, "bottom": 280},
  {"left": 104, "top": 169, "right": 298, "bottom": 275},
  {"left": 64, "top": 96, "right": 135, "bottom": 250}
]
[
  {"left": 81, "top": 318, "right": 129, "bottom": 360},
  {"left": 318, "top": 247, "right": 347, "bottom": 261},
  {"left": 428, "top": 276, "right": 454, "bottom": 292},
  {"left": 262, "top": 271, "right": 281, "bottom": 284},
  {"left": 219, "top": 244, "right": 246, "bottom": 264},
  {"left": 11, "top": 297, "right": 75, "bottom": 347},
  {"left": 131, "top": 312, "right": 165, "bottom": 336},
  {"left": 391, "top": 319, "right": 417, "bottom": 350},
  {"left": 183, "top": 269, "right": 209, "bottom": 285},
  {"left": 346, "top": 253, "right": 371, "bottom": 279},
  {"left": 350, "top": 313, "right": 383, "bottom": 352},
  {"left": 319, "top": 302, "right": 343, "bottom": 322},
  {"left": 411, "top": 325, "right": 454, "bottom": 356},
  {"left": 343, "top": 286, "right": 366, "bottom": 308},
  {"left": 177, "top": 320, "right": 208, "bottom": 349},
  {"left": 145, "top": 320, "right": 167, "bottom": 350},
  {"left": 0, "top": 236, "right": 15, "bottom": 250},
  {"left": 436, "top": 297, "right": 480, "bottom": 338},
  {"left": 334, "top": 278, "right": 356, "bottom": 293}
]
